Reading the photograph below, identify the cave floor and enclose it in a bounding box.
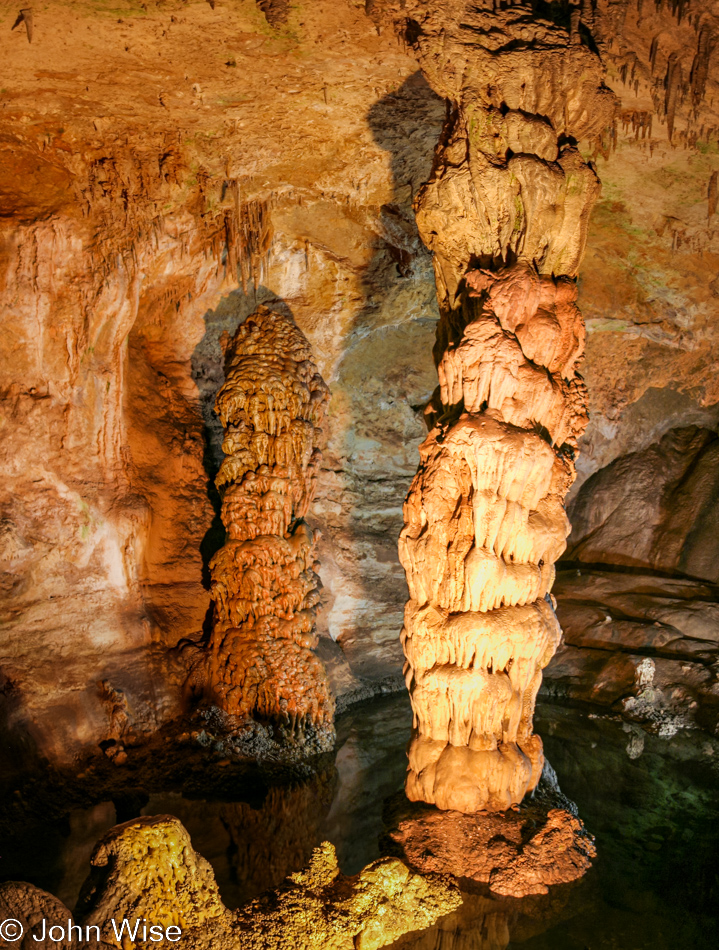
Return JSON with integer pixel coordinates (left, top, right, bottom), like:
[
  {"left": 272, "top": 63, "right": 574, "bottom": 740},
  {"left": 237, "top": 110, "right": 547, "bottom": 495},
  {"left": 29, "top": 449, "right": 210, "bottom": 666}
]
[{"left": 1, "top": 694, "right": 717, "bottom": 949}]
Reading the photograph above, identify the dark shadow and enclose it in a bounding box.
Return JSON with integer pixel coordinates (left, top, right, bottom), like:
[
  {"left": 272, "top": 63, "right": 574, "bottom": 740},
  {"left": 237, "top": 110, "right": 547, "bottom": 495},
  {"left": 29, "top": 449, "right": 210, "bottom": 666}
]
[
  {"left": 319, "top": 72, "right": 444, "bottom": 682},
  {"left": 0, "top": 671, "right": 44, "bottom": 789}
]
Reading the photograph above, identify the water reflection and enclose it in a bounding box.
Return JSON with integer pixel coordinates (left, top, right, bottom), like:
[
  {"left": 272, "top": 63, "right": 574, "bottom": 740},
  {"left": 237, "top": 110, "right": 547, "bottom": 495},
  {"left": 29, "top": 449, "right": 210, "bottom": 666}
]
[
  {"left": 0, "top": 695, "right": 717, "bottom": 949},
  {"left": 385, "top": 882, "right": 596, "bottom": 950},
  {"left": 142, "top": 769, "right": 337, "bottom": 909},
  {"left": 389, "top": 894, "right": 514, "bottom": 949}
]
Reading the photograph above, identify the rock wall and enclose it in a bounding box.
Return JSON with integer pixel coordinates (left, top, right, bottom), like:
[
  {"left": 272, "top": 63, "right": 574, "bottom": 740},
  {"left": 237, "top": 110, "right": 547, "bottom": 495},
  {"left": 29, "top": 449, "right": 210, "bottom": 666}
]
[
  {"left": 539, "top": 426, "right": 719, "bottom": 734},
  {"left": 567, "top": 426, "right": 719, "bottom": 580},
  {"left": 573, "top": 0, "right": 719, "bottom": 491},
  {"left": 0, "top": 0, "right": 443, "bottom": 763}
]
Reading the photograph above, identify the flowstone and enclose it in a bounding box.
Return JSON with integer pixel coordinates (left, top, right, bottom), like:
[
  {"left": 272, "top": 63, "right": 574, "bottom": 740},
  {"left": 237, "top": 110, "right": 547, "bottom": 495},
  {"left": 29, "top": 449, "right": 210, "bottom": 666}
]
[{"left": 72, "top": 816, "right": 461, "bottom": 950}]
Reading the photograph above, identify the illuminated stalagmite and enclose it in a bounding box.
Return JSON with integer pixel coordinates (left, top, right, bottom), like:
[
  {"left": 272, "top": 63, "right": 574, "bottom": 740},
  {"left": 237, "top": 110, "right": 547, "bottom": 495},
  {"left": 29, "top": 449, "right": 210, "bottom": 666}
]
[
  {"left": 203, "top": 306, "right": 335, "bottom": 747},
  {"left": 399, "top": 1, "right": 616, "bottom": 813}
]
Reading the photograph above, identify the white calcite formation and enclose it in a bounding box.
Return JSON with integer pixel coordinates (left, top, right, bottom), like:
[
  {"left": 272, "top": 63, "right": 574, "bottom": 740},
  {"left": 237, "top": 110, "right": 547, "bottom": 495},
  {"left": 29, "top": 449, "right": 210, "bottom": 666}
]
[
  {"left": 399, "top": 270, "right": 586, "bottom": 812},
  {"left": 399, "top": 0, "right": 615, "bottom": 813}
]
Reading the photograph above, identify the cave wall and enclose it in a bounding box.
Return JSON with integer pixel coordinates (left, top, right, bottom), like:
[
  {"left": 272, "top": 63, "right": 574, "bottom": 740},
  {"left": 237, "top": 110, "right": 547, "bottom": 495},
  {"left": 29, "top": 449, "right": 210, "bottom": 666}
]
[
  {"left": 575, "top": 0, "right": 719, "bottom": 490},
  {"left": 0, "top": 0, "right": 443, "bottom": 761},
  {"left": 2, "top": 0, "right": 719, "bottom": 759}
]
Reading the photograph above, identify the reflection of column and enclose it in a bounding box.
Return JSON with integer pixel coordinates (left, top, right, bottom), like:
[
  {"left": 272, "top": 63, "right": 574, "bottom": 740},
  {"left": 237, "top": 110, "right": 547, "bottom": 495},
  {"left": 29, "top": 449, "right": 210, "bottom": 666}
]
[
  {"left": 219, "top": 769, "right": 337, "bottom": 907},
  {"left": 399, "top": 2, "right": 615, "bottom": 813},
  {"left": 390, "top": 894, "right": 512, "bottom": 950},
  {"left": 202, "top": 306, "right": 335, "bottom": 748}
]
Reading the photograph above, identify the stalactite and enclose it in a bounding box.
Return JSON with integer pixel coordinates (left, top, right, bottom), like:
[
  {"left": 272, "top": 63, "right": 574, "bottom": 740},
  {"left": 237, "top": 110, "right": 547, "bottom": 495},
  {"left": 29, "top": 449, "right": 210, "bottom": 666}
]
[
  {"left": 690, "top": 23, "right": 716, "bottom": 108},
  {"left": 399, "top": 0, "right": 616, "bottom": 814},
  {"left": 200, "top": 306, "right": 335, "bottom": 748},
  {"left": 665, "top": 51, "right": 684, "bottom": 140},
  {"left": 708, "top": 170, "right": 718, "bottom": 218},
  {"left": 621, "top": 109, "right": 654, "bottom": 138}
]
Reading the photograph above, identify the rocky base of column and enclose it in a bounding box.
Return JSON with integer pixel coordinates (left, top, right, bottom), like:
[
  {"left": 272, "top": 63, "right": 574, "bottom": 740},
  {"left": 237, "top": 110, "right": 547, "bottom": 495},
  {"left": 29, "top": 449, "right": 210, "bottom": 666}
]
[{"left": 383, "top": 764, "right": 595, "bottom": 899}]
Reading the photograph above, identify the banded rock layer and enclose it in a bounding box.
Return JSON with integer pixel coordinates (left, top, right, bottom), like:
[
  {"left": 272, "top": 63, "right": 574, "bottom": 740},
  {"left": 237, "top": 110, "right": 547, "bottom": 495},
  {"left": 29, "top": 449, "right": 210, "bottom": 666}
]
[
  {"left": 399, "top": 1, "right": 615, "bottom": 813},
  {"left": 201, "top": 307, "right": 335, "bottom": 745}
]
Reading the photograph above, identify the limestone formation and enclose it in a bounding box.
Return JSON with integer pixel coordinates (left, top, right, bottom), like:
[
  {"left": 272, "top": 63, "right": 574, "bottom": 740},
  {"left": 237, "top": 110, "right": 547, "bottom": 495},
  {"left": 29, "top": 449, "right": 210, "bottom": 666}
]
[
  {"left": 199, "top": 306, "right": 335, "bottom": 747},
  {"left": 235, "top": 840, "right": 462, "bottom": 950},
  {"left": 77, "top": 816, "right": 226, "bottom": 941},
  {"left": 398, "top": 2, "right": 616, "bottom": 812},
  {"left": 4, "top": 0, "right": 719, "bottom": 763},
  {"left": 385, "top": 774, "right": 597, "bottom": 898},
  {"left": 0, "top": 883, "right": 74, "bottom": 950},
  {"left": 75, "top": 817, "right": 461, "bottom": 950}
]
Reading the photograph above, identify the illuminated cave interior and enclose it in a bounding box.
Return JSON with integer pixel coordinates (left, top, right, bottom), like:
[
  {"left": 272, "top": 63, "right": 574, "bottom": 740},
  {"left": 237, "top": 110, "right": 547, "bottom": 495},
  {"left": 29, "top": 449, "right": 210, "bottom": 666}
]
[{"left": 1, "top": 1, "right": 719, "bottom": 947}]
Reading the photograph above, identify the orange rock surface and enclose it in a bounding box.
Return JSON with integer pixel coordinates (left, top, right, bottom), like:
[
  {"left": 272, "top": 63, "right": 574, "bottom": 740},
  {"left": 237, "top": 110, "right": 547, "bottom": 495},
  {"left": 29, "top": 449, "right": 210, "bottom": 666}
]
[
  {"left": 190, "top": 307, "right": 335, "bottom": 742},
  {"left": 386, "top": 792, "right": 596, "bottom": 899}
]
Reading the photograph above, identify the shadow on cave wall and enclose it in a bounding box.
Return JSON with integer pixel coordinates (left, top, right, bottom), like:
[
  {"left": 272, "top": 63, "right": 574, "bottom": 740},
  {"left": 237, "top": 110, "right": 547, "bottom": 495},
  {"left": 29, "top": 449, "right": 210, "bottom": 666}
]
[
  {"left": 318, "top": 71, "right": 444, "bottom": 679},
  {"left": 185, "top": 72, "right": 444, "bottom": 676},
  {"left": 186, "top": 73, "right": 444, "bottom": 681}
]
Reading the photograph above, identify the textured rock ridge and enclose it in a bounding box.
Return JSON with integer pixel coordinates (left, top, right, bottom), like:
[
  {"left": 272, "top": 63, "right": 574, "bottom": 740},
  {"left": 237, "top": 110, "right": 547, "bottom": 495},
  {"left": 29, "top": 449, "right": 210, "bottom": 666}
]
[
  {"left": 0, "top": 882, "right": 75, "bottom": 950},
  {"left": 77, "top": 815, "right": 226, "bottom": 940},
  {"left": 72, "top": 816, "right": 461, "bottom": 950},
  {"left": 188, "top": 306, "right": 335, "bottom": 748},
  {"left": 398, "top": 1, "right": 616, "bottom": 813}
]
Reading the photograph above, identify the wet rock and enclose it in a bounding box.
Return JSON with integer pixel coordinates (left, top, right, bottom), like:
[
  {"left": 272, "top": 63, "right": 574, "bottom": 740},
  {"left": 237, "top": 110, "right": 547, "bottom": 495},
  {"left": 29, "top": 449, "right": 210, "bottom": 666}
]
[
  {"left": 544, "top": 569, "right": 719, "bottom": 732},
  {"left": 75, "top": 816, "right": 460, "bottom": 950},
  {"left": 384, "top": 768, "right": 596, "bottom": 899}
]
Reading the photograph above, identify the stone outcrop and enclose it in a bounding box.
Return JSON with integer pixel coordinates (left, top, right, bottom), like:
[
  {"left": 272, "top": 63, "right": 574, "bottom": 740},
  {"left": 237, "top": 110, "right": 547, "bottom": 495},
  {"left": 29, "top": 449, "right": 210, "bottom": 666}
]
[
  {"left": 567, "top": 426, "right": 719, "bottom": 581},
  {"left": 0, "top": 882, "right": 75, "bottom": 950},
  {"left": 235, "top": 840, "right": 461, "bottom": 950},
  {"left": 190, "top": 306, "right": 335, "bottom": 748},
  {"left": 77, "top": 816, "right": 227, "bottom": 941},
  {"left": 544, "top": 569, "right": 719, "bottom": 735},
  {"left": 74, "top": 816, "right": 461, "bottom": 950},
  {"left": 0, "top": 0, "right": 444, "bottom": 765},
  {"left": 398, "top": 1, "right": 615, "bottom": 813},
  {"left": 385, "top": 774, "right": 596, "bottom": 899}
]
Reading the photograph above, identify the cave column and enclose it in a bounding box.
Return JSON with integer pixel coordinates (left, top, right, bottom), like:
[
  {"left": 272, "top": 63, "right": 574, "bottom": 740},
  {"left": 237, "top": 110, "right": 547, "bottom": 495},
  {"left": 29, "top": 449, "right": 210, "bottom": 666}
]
[{"left": 399, "top": 1, "right": 616, "bottom": 813}]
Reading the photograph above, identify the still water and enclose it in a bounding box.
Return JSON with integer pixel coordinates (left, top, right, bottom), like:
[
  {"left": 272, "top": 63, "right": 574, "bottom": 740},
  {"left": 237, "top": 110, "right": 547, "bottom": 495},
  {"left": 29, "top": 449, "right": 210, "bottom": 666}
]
[{"left": 1, "top": 694, "right": 717, "bottom": 949}]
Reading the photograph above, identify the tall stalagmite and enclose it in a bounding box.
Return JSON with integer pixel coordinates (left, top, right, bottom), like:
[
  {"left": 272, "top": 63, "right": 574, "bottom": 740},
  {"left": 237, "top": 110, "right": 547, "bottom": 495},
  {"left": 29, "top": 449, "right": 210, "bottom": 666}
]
[
  {"left": 201, "top": 306, "right": 335, "bottom": 749},
  {"left": 399, "top": 0, "right": 616, "bottom": 813}
]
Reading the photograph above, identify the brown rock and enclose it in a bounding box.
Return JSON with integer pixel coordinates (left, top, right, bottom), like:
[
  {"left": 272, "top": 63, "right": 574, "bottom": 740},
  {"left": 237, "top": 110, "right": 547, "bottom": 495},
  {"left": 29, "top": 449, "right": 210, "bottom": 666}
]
[
  {"left": 567, "top": 427, "right": 719, "bottom": 582},
  {"left": 385, "top": 785, "right": 596, "bottom": 899},
  {"left": 181, "top": 305, "right": 335, "bottom": 749},
  {"left": 0, "top": 883, "right": 74, "bottom": 950}
]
